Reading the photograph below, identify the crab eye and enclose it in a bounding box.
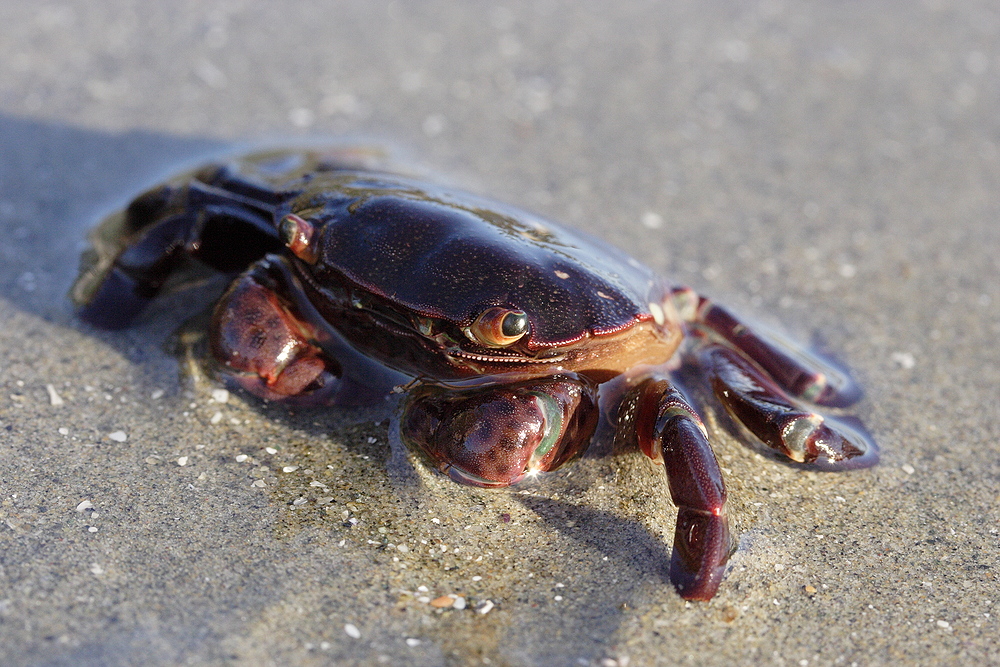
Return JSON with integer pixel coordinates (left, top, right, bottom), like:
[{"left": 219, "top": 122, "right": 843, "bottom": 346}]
[
  {"left": 467, "top": 307, "right": 529, "bottom": 347},
  {"left": 278, "top": 213, "right": 319, "bottom": 264}
]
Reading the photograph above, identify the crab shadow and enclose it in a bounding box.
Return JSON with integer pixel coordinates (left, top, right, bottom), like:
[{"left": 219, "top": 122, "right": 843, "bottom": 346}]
[
  {"left": 0, "top": 113, "right": 233, "bottom": 325},
  {"left": 516, "top": 493, "right": 674, "bottom": 584}
]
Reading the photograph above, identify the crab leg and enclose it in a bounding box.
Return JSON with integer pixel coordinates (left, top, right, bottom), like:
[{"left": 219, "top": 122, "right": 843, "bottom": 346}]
[
  {"left": 700, "top": 344, "right": 874, "bottom": 467},
  {"left": 671, "top": 288, "right": 860, "bottom": 407},
  {"left": 625, "top": 375, "right": 731, "bottom": 600},
  {"left": 77, "top": 178, "right": 283, "bottom": 329}
]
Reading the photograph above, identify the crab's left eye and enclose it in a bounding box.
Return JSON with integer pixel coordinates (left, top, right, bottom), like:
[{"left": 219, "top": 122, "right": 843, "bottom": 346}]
[
  {"left": 279, "top": 213, "right": 319, "bottom": 264},
  {"left": 467, "top": 307, "right": 529, "bottom": 347}
]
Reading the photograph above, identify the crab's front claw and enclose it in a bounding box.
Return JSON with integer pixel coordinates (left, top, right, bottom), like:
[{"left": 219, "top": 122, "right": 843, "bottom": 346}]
[
  {"left": 703, "top": 345, "right": 877, "bottom": 468},
  {"left": 402, "top": 376, "right": 598, "bottom": 488},
  {"left": 211, "top": 258, "right": 338, "bottom": 400},
  {"left": 210, "top": 255, "right": 405, "bottom": 406}
]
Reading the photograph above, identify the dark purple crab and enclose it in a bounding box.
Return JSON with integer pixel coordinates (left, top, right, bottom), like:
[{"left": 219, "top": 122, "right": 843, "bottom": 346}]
[{"left": 73, "top": 149, "right": 876, "bottom": 600}]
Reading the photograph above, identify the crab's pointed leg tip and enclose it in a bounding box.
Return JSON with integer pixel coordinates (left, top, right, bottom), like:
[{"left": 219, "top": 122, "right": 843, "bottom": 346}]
[
  {"left": 668, "top": 508, "right": 731, "bottom": 601},
  {"left": 76, "top": 269, "right": 146, "bottom": 330},
  {"left": 809, "top": 416, "right": 880, "bottom": 471},
  {"left": 670, "top": 551, "right": 726, "bottom": 601}
]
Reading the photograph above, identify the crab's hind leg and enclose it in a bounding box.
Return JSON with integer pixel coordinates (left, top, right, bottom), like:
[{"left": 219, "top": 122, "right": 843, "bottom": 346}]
[
  {"left": 700, "top": 344, "right": 875, "bottom": 467},
  {"left": 672, "top": 287, "right": 862, "bottom": 407},
  {"left": 620, "top": 374, "right": 731, "bottom": 600},
  {"left": 75, "top": 166, "right": 284, "bottom": 329},
  {"left": 671, "top": 288, "right": 876, "bottom": 468}
]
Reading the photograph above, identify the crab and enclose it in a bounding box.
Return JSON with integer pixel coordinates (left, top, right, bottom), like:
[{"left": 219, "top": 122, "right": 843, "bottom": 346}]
[{"left": 73, "top": 148, "right": 876, "bottom": 600}]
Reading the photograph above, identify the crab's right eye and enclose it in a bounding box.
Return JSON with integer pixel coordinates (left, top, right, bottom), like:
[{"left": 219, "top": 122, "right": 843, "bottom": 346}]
[{"left": 466, "top": 307, "right": 530, "bottom": 348}]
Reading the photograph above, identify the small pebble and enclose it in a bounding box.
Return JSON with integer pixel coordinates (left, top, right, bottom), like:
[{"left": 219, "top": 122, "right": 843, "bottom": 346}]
[
  {"left": 406, "top": 638, "right": 421, "bottom": 647},
  {"left": 151, "top": 389, "right": 165, "bottom": 400},
  {"left": 108, "top": 431, "right": 127, "bottom": 442},
  {"left": 641, "top": 211, "right": 664, "bottom": 229},
  {"left": 891, "top": 351, "right": 916, "bottom": 369},
  {"left": 477, "top": 600, "right": 495, "bottom": 615},
  {"left": 804, "top": 585, "right": 817, "bottom": 594},
  {"left": 58, "top": 427, "right": 69, "bottom": 435},
  {"left": 46, "top": 384, "right": 65, "bottom": 406},
  {"left": 211, "top": 411, "right": 223, "bottom": 424},
  {"left": 283, "top": 466, "right": 299, "bottom": 473},
  {"left": 430, "top": 596, "right": 454, "bottom": 608},
  {"left": 265, "top": 447, "right": 278, "bottom": 454},
  {"left": 211, "top": 388, "right": 230, "bottom": 403},
  {"left": 251, "top": 480, "right": 266, "bottom": 487},
  {"left": 902, "top": 464, "right": 915, "bottom": 475},
  {"left": 236, "top": 454, "right": 249, "bottom": 462},
  {"left": 75, "top": 500, "right": 94, "bottom": 512},
  {"left": 344, "top": 623, "right": 361, "bottom": 639}
]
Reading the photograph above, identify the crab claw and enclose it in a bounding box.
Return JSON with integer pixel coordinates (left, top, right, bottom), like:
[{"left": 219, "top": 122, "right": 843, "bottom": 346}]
[
  {"left": 402, "top": 377, "right": 597, "bottom": 488},
  {"left": 211, "top": 264, "right": 333, "bottom": 397}
]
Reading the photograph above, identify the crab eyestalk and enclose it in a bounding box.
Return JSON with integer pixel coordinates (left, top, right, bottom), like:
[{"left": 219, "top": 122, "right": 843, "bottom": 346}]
[{"left": 279, "top": 213, "right": 319, "bottom": 264}]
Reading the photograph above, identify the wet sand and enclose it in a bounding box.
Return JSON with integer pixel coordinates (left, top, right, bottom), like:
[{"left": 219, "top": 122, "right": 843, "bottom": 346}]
[{"left": 1, "top": 2, "right": 998, "bottom": 665}]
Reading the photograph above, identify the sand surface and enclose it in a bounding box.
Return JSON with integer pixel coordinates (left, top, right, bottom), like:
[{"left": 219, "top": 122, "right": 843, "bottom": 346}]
[{"left": 1, "top": 2, "right": 998, "bottom": 665}]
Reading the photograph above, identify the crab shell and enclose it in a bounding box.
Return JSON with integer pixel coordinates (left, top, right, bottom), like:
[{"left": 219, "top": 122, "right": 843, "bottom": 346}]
[{"left": 279, "top": 173, "right": 683, "bottom": 383}]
